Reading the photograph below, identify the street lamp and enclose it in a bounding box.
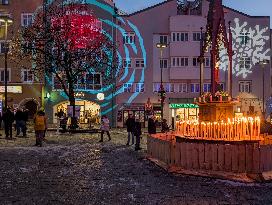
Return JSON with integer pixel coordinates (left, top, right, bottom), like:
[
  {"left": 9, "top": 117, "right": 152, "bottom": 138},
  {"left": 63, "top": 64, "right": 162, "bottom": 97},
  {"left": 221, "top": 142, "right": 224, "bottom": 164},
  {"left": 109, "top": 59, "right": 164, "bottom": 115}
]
[
  {"left": 258, "top": 59, "right": 269, "bottom": 118},
  {"left": 156, "top": 43, "right": 167, "bottom": 125},
  {"left": 0, "top": 15, "right": 13, "bottom": 109}
]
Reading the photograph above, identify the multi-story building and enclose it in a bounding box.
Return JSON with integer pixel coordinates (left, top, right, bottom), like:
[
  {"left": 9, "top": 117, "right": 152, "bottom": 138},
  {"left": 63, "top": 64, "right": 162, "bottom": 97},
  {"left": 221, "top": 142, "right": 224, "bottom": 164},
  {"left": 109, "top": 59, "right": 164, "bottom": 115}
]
[
  {"left": 0, "top": 0, "right": 43, "bottom": 118},
  {"left": 116, "top": 0, "right": 271, "bottom": 127}
]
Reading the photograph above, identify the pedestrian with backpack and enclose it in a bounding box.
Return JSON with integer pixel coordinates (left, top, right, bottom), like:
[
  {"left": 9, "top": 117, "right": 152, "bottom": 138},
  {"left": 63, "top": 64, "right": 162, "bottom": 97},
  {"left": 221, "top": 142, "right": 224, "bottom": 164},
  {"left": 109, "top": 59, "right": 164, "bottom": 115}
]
[{"left": 34, "top": 110, "right": 47, "bottom": 147}]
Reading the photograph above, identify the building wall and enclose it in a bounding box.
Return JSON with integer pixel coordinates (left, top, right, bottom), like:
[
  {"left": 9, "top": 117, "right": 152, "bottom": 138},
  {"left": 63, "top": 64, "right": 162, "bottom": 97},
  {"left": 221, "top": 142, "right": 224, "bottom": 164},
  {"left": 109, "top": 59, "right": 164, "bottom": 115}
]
[
  {"left": 0, "top": 0, "right": 43, "bottom": 114},
  {"left": 116, "top": 0, "right": 271, "bottom": 127}
]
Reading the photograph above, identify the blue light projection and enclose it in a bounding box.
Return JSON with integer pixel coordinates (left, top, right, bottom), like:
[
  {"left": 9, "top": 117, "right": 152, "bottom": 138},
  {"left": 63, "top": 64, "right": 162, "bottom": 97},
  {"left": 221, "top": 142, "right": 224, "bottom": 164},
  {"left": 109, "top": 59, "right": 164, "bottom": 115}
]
[{"left": 36, "top": 0, "right": 147, "bottom": 116}]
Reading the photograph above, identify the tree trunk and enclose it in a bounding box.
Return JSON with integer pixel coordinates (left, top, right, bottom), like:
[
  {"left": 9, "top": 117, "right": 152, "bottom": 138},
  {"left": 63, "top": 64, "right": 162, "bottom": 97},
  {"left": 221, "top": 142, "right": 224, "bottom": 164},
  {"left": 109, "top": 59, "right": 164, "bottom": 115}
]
[{"left": 69, "top": 88, "right": 78, "bottom": 130}]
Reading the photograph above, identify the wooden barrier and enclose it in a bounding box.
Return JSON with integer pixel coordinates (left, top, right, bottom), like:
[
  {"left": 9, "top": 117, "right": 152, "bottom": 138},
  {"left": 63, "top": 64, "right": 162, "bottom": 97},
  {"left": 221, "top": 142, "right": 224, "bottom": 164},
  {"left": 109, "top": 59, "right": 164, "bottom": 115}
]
[{"left": 147, "top": 133, "right": 272, "bottom": 181}]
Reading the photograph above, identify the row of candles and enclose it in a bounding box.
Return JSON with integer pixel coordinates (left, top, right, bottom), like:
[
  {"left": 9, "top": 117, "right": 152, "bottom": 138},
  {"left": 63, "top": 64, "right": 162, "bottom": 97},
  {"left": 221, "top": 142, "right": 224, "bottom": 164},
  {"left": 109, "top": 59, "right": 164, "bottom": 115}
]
[{"left": 176, "top": 117, "right": 261, "bottom": 141}]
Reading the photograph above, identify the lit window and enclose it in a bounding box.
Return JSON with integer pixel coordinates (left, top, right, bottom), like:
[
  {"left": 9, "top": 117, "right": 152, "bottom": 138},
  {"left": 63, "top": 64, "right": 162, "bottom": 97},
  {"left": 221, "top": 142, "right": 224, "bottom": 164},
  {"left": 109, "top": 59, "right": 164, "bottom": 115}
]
[
  {"left": 135, "top": 59, "right": 145, "bottom": 68},
  {"left": 159, "top": 35, "right": 168, "bottom": 44},
  {"left": 239, "top": 81, "right": 251, "bottom": 93},
  {"left": 203, "top": 83, "right": 211, "bottom": 92},
  {"left": 160, "top": 59, "right": 168, "bottom": 68},
  {"left": 190, "top": 83, "right": 200, "bottom": 93},
  {"left": 2, "top": 0, "right": 9, "bottom": 5},
  {"left": 135, "top": 83, "right": 144, "bottom": 92},
  {"left": 123, "top": 32, "right": 135, "bottom": 44},
  {"left": 165, "top": 83, "right": 174, "bottom": 93},
  {"left": 193, "top": 32, "right": 201, "bottom": 41},
  {"left": 153, "top": 83, "right": 160, "bottom": 92},
  {"left": 123, "top": 83, "right": 133, "bottom": 93},
  {"left": 21, "top": 13, "right": 33, "bottom": 27},
  {"left": 0, "top": 41, "right": 6, "bottom": 54},
  {"left": 22, "top": 69, "right": 34, "bottom": 82}
]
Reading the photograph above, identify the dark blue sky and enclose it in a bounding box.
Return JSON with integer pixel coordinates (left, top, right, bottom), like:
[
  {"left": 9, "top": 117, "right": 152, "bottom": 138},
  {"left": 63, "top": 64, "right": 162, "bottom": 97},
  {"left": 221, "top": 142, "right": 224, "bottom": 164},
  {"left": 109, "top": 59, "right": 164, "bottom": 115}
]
[{"left": 114, "top": 0, "right": 272, "bottom": 27}]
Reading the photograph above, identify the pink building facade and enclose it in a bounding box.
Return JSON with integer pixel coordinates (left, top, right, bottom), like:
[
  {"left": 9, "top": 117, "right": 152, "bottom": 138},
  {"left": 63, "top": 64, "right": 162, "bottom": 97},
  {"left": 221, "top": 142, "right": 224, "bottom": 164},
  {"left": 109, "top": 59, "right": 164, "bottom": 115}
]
[{"left": 115, "top": 0, "right": 271, "bottom": 128}]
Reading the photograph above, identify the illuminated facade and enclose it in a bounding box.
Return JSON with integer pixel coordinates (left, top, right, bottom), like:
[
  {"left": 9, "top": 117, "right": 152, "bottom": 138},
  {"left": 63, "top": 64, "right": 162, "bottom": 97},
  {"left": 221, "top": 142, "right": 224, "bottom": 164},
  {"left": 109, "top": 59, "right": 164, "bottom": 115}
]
[{"left": 116, "top": 0, "right": 271, "bottom": 127}]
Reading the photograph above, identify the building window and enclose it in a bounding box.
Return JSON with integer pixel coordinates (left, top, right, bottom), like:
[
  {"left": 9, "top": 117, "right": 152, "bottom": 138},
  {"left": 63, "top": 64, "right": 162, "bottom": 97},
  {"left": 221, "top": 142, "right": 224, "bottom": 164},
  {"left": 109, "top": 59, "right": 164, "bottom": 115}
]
[
  {"left": 172, "top": 32, "right": 188, "bottom": 42},
  {"left": 0, "top": 68, "right": 10, "bottom": 82},
  {"left": 205, "top": 57, "right": 210, "bottom": 67},
  {"left": 171, "top": 57, "right": 188, "bottom": 67},
  {"left": 153, "top": 83, "right": 160, "bottom": 92},
  {"left": 193, "top": 57, "right": 199, "bottom": 66},
  {"left": 192, "top": 32, "right": 201, "bottom": 41},
  {"left": 165, "top": 83, "right": 174, "bottom": 93},
  {"left": 21, "top": 13, "right": 33, "bottom": 27},
  {"left": 0, "top": 41, "right": 6, "bottom": 54},
  {"left": 123, "top": 32, "right": 135, "bottom": 44},
  {"left": 135, "top": 83, "right": 144, "bottom": 92},
  {"left": 179, "top": 83, "right": 187, "bottom": 93},
  {"left": 123, "top": 83, "right": 133, "bottom": 93},
  {"left": 203, "top": 83, "right": 211, "bottom": 92},
  {"left": 159, "top": 35, "right": 168, "bottom": 45},
  {"left": 22, "top": 69, "right": 34, "bottom": 82},
  {"left": 123, "top": 59, "right": 131, "bottom": 68},
  {"left": 190, "top": 83, "right": 200, "bottom": 93},
  {"left": 239, "top": 81, "right": 251, "bottom": 93},
  {"left": 160, "top": 59, "right": 168, "bottom": 68},
  {"left": 135, "top": 59, "right": 145, "bottom": 68},
  {"left": 239, "top": 33, "right": 250, "bottom": 45},
  {"left": 1, "top": 0, "right": 9, "bottom": 5},
  {"left": 239, "top": 57, "right": 251, "bottom": 69}
]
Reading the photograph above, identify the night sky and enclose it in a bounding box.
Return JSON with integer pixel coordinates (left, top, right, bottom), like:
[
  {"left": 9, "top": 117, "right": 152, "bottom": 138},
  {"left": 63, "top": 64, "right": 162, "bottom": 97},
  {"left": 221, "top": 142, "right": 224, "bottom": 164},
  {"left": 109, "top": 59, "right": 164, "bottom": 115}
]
[{"left": 114, "top": 0, "right": 272, "bottom": 26}]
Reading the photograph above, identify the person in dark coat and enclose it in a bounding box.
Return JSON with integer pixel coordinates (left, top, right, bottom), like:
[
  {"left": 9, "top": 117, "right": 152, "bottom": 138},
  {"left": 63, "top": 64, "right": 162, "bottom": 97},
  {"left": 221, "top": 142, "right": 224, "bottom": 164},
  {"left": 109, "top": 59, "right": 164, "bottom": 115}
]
[
  {"left": 125, "top": 114, "right": 135, "bottom": 145},
  {"left": 134, "top": 118, "right": 142, "bottom": 151},
  {"left": 2, "top": 108, "right": 15, "bottom": 139},
  {"left": 161, "top": 119, "right": 170, "bottom": 133},
  {"left": 22, "top": 109, "right": 29, "bottom": 137},
  {"left": 15, "top": 109, "right": 25, "bottom": 137},
  {"left": 148, "top": 116, "right": 156, "bottom": 134}
]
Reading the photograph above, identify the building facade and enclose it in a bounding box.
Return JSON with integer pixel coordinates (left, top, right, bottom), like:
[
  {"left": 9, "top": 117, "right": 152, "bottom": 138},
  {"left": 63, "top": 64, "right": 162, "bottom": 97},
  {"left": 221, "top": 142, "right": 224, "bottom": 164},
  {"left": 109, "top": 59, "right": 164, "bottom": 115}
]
[
  {"left": 115, "top": 0, "right": 271, "bottom": 128},
  {"left": 0, "top": 0, "right": 44, "bottom": 118}
]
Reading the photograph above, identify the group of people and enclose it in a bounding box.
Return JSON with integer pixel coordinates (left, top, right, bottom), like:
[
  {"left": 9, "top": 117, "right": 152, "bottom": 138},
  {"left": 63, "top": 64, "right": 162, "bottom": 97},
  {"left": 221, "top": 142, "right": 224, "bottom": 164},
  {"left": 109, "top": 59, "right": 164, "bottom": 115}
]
[
  {"left": 0, "top": 107, "right": 29, "bottom": 139},
  {"left": 125, "top": 114, "right": 142, "bottom": 151}
]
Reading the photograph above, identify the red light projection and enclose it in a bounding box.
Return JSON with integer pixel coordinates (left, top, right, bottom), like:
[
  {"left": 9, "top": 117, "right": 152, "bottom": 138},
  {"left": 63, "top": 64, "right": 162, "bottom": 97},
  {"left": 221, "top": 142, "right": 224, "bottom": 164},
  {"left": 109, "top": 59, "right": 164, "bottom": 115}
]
[{"left": 51, "top": 4, "right": 103, "bottom": 50}]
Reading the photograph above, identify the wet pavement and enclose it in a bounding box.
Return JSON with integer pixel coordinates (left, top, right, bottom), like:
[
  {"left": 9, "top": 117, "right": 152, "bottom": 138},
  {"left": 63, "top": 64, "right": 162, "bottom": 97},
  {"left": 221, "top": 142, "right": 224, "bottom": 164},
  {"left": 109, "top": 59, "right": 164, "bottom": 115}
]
[{"left": 0, "top": 129, "right": 272, "bottom": 205}]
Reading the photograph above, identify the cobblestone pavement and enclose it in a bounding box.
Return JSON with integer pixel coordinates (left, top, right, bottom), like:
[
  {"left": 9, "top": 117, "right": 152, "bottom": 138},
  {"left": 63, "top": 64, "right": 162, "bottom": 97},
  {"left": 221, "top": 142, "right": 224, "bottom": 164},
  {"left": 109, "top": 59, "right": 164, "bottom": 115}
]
[{"left": 0, "top": 129, "right": 272, "bottom": 205}]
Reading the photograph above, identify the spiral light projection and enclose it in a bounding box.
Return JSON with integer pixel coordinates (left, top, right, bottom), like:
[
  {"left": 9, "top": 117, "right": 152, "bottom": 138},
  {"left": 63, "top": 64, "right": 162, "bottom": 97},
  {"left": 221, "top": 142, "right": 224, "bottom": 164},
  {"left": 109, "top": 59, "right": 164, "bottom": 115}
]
[{"left": 34, "top": 0, "right": 146, "bottom": 116}]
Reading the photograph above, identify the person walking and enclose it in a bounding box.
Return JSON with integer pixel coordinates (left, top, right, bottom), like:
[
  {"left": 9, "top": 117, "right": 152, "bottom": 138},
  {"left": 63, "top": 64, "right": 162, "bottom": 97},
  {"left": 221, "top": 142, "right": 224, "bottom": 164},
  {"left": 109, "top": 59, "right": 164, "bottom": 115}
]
[
  {"left": 125, "top": 114, "right": 135, "bottom": 145},
  {"left": 134, "top": 118, "right": 142, "bottom": 151},
  {"left": 2, "top": 107, "right": 15, "bottom": 139},
  {"left": 99, "top": 115, "right": 111, "bottom": 142},
  {"left": 148, "top": 116, "right": 156, "bottom": 135},
  {"left": 34, "top": 110, "right": 47, "bottom": 147}
]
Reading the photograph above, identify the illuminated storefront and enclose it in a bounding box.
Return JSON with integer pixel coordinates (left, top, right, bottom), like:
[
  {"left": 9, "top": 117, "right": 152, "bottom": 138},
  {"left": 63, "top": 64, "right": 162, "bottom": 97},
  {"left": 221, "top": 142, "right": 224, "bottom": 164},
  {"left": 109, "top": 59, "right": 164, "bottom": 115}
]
[{"left": 170, "top": 103, "right": 199, "bottom": 126}]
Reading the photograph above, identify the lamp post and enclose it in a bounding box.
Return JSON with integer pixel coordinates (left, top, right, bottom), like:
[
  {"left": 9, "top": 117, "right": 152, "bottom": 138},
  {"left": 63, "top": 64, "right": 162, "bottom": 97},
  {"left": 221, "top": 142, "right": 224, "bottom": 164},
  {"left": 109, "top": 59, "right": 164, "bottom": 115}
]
[
  {"left": 258, "top": 59, "right": 269, "bottom": 118},
  {"left": 156, "top": 43, "right": 167, "bottom": 125},
  {"left": 0, "top": 15, "right": 13, "bottom": 109}
]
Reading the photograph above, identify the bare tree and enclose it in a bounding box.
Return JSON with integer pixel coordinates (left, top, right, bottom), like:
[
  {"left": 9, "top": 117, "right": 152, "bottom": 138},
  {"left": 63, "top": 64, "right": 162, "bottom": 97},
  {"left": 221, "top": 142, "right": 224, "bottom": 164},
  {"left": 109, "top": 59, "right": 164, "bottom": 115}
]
[{"left": 10, "top": 2, "right": 117, "bottom": 128}]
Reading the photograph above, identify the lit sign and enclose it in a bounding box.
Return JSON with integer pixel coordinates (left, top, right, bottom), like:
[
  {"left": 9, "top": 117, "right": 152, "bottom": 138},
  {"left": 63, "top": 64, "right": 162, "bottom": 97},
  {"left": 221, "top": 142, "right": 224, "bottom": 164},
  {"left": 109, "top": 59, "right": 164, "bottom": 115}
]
[
  {"left": 170, "top": 104, "right": 199, "bottom": 109},
  {"left": 97, "top": 93, "right": 104, "bottom": 101},
  {"left": 0, "top": 86, "right": 22, "bottom": 93}
]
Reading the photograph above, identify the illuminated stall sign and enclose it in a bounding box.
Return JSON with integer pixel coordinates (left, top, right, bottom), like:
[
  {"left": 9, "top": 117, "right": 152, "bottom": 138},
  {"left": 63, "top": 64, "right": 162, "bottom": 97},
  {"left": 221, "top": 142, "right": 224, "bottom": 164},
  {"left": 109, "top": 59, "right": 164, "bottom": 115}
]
[
  {"left": 170, "top": 104, "right": 199, "bottom": 109},
  {"left": 0, "top": 86, "right": 22, "bottom": 93}
]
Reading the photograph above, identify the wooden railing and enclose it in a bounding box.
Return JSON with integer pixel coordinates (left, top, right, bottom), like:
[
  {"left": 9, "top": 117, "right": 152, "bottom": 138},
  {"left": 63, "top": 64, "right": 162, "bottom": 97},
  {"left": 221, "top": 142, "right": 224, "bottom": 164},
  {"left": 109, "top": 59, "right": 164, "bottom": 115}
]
[{"left": 175, "top": 117, "right": 261, "bottom": 141}]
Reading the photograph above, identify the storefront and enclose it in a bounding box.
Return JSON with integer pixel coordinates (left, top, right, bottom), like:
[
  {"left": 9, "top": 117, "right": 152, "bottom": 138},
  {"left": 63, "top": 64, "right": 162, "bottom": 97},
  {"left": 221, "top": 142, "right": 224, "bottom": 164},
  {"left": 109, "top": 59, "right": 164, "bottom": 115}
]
[
  {"left": 117, "top": 104, "right": 145, "bottom": 128},
  {"left": 170, "top": 103, "right": 199, "bottom": 127},
  {"left": 53, "top": 100, "right": 100, "bottom": 124}
]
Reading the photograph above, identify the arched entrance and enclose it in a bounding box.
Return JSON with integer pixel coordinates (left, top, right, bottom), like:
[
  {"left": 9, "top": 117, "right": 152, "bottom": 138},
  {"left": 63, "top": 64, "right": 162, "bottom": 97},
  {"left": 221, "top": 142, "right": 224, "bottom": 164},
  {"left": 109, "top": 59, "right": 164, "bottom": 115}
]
[
  {"left": 19, "top": 98, "right": 40, "bottom": 119},
  {"left": 53, "top": 100, "right": 100, "bottom": 124}
]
